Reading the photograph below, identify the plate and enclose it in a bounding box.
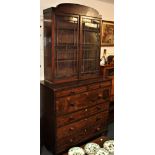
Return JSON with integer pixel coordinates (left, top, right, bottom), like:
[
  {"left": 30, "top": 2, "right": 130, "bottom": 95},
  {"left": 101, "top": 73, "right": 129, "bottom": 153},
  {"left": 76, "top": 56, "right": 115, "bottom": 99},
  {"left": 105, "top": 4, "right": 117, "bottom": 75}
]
[
  {"left": 95, "top": 148, "right": 109, "bottom": 155},
  {"left": 68, "top": 147, "right": 85, "bottom": 155},
  {"left": 103, "top": 140, "right": 114, "bottom": 153},
  {"left": 84, "top": 142, "right": 100, "bottom": 154}
]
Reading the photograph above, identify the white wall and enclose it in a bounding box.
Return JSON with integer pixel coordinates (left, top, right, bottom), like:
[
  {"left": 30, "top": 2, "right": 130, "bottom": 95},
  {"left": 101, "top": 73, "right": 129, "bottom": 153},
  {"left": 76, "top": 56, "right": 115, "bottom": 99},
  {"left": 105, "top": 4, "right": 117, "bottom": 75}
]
[{"left": 40, "top": 0, "right": 114, "bottom": 80}]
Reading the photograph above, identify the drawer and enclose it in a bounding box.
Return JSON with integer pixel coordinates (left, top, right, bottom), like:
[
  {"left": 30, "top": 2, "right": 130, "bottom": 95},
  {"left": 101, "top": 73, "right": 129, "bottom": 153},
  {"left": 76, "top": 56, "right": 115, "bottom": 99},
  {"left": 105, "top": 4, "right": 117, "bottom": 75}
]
[
  {"left": 56, "top": 88, "right": 110, "bottom": 115},
  {"left": 57, "top": 102, "right": 109, "bottom": 127},
  {"left": 56, "top": 115, "right": 108, "bottom": 153},
  {"left": 56, "top": 111, "right": 108, "bottom": 140},
  {"left": 55, "top": 86, "right": 87, "bottom": 98}
]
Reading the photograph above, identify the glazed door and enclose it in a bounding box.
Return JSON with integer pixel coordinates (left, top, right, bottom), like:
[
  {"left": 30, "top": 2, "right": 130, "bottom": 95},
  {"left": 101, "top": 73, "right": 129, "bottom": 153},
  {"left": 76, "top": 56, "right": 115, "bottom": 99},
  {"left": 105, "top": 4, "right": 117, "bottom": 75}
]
[
  {"left": 54, "top": 14, "right": 79, "bottom": 82},
  {"left": 80, "top": 16, "right": 101, "bottom": 79}
]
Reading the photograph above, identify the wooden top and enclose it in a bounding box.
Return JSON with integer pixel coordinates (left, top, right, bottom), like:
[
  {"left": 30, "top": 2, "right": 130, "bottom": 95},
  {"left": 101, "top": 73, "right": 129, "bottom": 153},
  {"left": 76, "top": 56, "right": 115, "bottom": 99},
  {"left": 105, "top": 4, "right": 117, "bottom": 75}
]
[
  {"left": 63, "top": 136, "right": 110, "bottom": 155},
  {"left": 40, "top": 77, "right": 111, "bottom": 91},
  {"left": 44, "top": 3, "right": 102, "bottom": 18}
]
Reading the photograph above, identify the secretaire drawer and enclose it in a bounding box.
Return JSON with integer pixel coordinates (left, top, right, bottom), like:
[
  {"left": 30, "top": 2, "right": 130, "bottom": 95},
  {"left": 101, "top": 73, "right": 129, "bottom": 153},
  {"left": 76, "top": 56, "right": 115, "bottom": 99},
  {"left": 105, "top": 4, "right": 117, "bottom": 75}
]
[
  {"left": 55, "top": 86, "right": 87, "bottom": 98},
  {"left": 56, "top": 88, "right": 111, "bottom": 115},
  {"left": 57, "top": 102, "right": 109, "bottom": 127}
]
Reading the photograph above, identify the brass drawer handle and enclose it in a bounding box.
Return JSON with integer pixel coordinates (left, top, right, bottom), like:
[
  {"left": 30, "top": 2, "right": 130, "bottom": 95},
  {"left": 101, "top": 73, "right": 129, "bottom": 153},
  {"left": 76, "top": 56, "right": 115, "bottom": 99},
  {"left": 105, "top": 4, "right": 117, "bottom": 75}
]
[{"left": 84, "top": 118, "right": 88, "bottom": 121}]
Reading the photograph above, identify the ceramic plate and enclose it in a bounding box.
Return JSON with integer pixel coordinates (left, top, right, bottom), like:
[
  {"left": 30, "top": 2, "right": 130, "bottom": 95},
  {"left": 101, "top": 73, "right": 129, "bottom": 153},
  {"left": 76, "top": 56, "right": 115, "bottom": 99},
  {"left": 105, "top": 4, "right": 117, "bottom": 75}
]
[
  {"left": 95, "top": 148, "right": 109, "bottom": 155},
  {"left": 103, "top": 140, "right": 114, "bottom": 153},
  {"left": 84, "top": 142, "right": 100, "bottom": 154},
  {"left": 68, "top": 147, "right": 85, "bottom": 155}
]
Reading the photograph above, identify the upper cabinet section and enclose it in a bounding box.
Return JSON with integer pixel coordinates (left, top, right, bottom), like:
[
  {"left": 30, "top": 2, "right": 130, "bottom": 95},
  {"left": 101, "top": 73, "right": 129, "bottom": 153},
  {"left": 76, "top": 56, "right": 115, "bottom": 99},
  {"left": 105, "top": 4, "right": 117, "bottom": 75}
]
[{"left": 43, "top": 3, "right": 102, "bottom": 84}]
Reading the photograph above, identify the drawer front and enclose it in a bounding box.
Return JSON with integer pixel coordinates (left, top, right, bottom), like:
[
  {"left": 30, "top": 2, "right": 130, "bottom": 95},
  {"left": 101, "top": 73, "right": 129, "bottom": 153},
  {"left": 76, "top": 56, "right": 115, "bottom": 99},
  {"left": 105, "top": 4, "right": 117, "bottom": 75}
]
[
  {"left": 57, "top": 102, "right": 109, "bottom": 127},
  {"left": 55, "top": 86, "right": 87, "bottom": 98},
  {"left": 56, "top": 113, "right": 108, "bottom": 153},
  {"left": 56, "top": 87, "right": 111, "bottom": 115},
  {"left": 56, "top": 111, "right": 108, "bottom": 140}
]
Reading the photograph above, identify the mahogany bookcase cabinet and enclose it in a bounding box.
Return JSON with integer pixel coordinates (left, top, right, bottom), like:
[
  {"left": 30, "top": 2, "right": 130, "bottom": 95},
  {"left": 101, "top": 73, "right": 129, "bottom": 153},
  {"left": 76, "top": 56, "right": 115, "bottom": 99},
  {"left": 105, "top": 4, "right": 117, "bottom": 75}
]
[
  {"left": 41, "top": 3, "right": 112, "bottom": 155},
  {"left": 43, "top": 3, "right": 102, "bottom": 84}
]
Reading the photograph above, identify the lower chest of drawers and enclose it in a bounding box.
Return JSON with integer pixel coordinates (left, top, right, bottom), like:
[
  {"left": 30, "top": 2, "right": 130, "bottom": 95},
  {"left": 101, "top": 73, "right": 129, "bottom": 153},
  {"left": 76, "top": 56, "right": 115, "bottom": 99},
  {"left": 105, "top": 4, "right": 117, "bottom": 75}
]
[{"left": 40, "top": 80, "right": 111, "bottom": 154}]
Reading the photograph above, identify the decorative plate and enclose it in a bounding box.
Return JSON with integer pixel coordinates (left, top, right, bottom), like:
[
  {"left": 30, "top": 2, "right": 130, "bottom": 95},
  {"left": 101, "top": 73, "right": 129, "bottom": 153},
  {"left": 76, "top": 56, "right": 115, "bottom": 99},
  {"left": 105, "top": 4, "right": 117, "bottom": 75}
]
[
  {"left": 68, "top": 147, "right": 85, "bottom": 155},
  {"left": 103, "top": 140, "right": 114, "bottom": 153},
  {"left": 95, "top": 148, "right": 109, "bottom": 155},
  {"left": 84, "top": 142, "right": 100, "bottom": 154}
]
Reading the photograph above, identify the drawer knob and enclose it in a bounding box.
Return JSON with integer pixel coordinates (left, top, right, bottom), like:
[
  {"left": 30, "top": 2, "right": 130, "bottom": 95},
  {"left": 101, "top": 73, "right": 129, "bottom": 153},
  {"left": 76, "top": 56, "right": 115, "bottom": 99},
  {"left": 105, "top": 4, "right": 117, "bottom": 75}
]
[
  {"left": 84, "top": 118, "right": 88, "bottom": 121},
  {"left": 69, "top": 116, "right": 74, "bottom": 121},
  {"left": 69, "top": 127, "right": 74, "bottom": 131},
  {"left": 85, "top": 92, "right": 89, "bottom": 96},
  {"left": 85, "top": 108, "right": 88, "bottom": 112},
  {"left": 98, "top": 93, "right": 103, "bottom": 98},
  {"left": 84, "top": 129, "right": 87, "bottom": 133},
  {"left": 69, "top": 139, "right": 73, "bottom": 143},
  {"left": 69, "top": 102, "right": 75, "bottom": 106},
  {"left": 70, "top": 91, "right": 75, "bottom": 95},
  {"left": 67, "top": 97, "right": 70, "bottom": 101},
  {"left": 96, "top": 127, "right": 101, "bottom": 131}
]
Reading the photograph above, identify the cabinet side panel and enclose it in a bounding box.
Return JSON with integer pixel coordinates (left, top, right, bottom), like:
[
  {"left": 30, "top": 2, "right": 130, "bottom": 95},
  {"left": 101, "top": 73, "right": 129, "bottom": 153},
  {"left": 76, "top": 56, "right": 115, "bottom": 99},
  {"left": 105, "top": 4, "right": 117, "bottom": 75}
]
[
  {"left": 44, "top": 11, "right": 52, "bottom": 81},
  {"left": 40, "top": 84, "right": 55, "bottom": 153}
]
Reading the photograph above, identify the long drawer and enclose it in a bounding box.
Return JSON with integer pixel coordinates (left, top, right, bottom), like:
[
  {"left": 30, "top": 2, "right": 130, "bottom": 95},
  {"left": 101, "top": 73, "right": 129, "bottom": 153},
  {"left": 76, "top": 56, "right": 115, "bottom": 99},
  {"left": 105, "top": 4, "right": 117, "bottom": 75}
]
[
  {"left": 56, "top": 87, "right": 111, "bottom": 115},
  {"left": 56, "top": 111, "right": 108, "bottom": 140},
  {"left": 56, "top": 115, "right": 108, "bottom": 153},
  {"left": 57, "top": 102, "right": 109, "bottom": 127}
]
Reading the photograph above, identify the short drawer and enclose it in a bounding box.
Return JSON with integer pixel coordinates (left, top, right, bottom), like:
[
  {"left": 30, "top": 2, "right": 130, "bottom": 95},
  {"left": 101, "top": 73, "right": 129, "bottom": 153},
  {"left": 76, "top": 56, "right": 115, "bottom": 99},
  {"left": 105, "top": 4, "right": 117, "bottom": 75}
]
[
  {"left": 55, "top": 86, "right": 87, "bottom": 98},
  {"left": 57, "top": 102, "right": 109, "bottom": 127},
  {"left": 56, "top": 111, "right": 108, "bottom": 140}
]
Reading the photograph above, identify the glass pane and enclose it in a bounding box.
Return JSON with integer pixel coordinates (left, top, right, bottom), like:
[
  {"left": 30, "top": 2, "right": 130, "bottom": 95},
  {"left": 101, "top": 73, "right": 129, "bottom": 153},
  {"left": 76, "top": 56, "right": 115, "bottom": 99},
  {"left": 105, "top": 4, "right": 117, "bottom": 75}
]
[
  {"left": 54, "top": 15, "right": 78, "bottom": 80},
  {"left": 81, "top": 17, "right": 100, "bottom": 76},
  {"left": 55, "top": 60, "right": 77, "bottom": 79}
]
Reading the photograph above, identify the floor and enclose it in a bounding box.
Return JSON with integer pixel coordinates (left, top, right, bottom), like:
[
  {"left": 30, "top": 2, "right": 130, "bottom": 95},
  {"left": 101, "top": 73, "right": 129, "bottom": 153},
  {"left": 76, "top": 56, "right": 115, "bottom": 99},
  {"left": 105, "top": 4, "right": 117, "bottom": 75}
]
[{"left": 40, "top": 122, "right": 114, "bottom": 155}]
